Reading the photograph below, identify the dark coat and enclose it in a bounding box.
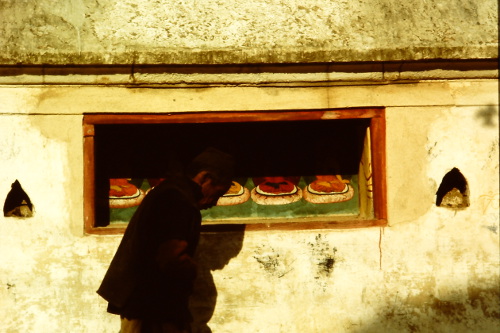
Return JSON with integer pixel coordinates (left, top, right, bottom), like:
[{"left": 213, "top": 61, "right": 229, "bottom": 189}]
[{"left": 97, "top": 176, "right": 202, "bottom": 324}]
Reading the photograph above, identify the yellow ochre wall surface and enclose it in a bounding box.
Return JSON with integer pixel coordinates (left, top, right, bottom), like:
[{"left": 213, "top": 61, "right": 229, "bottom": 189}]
[
  {"left": 0, "top": 82, "right": 498, "bottom": 332},
  {"left": 0, "top": 0, "right": 498, "bottom": 332}
]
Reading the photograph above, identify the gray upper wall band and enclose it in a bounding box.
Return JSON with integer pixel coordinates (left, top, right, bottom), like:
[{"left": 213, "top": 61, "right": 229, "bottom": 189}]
[{"left": 1, "top": 0, "right": 497, "bottom": 65}]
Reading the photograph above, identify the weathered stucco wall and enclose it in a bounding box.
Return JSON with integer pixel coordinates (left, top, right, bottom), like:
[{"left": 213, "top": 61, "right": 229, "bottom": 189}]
[
  {"left": 1, "top": 0, "right": 499, "bottom": 331},
  {"left": 1, "top": 0, "right": 498, "bottom": 64},
  {"left": 0, "top": 80, "right": 498, "bottom": 332}
]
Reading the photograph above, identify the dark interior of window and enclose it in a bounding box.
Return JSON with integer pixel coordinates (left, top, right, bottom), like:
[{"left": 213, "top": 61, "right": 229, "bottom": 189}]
[{"left": 94, "top": 119, "right": 370, "bottom": 226}]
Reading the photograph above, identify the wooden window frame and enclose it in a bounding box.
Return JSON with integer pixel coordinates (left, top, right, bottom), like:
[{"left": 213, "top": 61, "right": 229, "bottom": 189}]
[{"left": 83, "top": 108, "right": 387, "bottom": 234}]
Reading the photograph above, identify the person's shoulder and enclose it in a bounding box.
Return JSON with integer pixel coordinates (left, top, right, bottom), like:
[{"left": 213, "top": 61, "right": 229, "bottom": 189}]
[
  {"left": 152, "top": 177, "right": 189, "bottom": 194},
  {"left": 149, "top": 177, "right": 198, "bottom": 206}
]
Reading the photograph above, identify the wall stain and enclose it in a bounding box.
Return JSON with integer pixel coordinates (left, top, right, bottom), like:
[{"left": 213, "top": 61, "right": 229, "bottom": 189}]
[
  {"left": 253, "top": 245, "right": 294, "bottom": 278},
  {"left": 36, "top": 88, "right": 65, "bottom": 111},
  {"left": 482, "top": 224, "right": 498, "bottom": 234},
  {"left": 430, "top": 297, "right": 468, "bottom": 321},
  {"left": 427, "top": 141, "right": 437, "bottom": 156},
  {"left": 308, "top": 234, "right": 338, "bottom": 282},
  {"left": 5, "top": 282, "right": 17, "bottom": 304},
  {"left": 365, "top": 286, "right": 500, "bottom": 333},
  {"left": 467, "top": 286, "right": 500, "bottom": 319},
  {"left": 475, "top": 104, "right": 498, "bottom": 127}
]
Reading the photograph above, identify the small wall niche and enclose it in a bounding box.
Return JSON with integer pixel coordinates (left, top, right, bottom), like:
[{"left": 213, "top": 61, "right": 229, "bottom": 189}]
[
  {"left": 436, "top": 168, "right": 470, "bottom": 209},
  {"left": 3, "top": 180, "right": 34, "bottom": 217}
]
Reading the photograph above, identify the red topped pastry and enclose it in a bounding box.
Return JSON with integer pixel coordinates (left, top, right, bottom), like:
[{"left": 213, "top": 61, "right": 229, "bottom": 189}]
[
  {"left": 251, "top": 176, "right": 302, "bottom": 205},
  {"left": 109, "top": 178, "right": 146, "bottom": 208},
  {"left": 303, "top": 175, "right": 354, "bottom": 204}
]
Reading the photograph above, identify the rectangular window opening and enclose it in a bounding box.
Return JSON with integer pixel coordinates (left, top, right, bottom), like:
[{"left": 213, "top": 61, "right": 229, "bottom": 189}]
[{"left": 84, "top": 108, "right": 386, "bottom": 234}]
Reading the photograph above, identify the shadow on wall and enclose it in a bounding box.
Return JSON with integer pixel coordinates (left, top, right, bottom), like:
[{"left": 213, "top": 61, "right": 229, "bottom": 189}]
[
  {"left": 352, "top": 285, "right": 500, "bottom": 333},
  {"left": 475, "top": 104, "right": 498, "bottom": 128},
  {"left": 190, "top": 227, "right": 245, "bottom": 333}
]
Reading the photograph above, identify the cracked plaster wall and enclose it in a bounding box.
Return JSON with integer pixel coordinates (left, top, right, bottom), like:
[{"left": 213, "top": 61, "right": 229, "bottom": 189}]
[
  {"left": 0, "top": 81, "right": 498, "bottom": 332},
  {"left": 0, "top": 0, "right": 499, "bottom": 331},
  {"left": 0, "top": 0, "right": 498, "bottom": 64}
]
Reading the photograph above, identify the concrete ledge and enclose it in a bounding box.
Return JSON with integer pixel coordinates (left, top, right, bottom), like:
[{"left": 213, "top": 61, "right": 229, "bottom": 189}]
[
  {"left": 2, "top": 46, "right": 498, "bottom": 66},
  {"left": 0, "top": 60, "right": 497, "bottom": 86}
]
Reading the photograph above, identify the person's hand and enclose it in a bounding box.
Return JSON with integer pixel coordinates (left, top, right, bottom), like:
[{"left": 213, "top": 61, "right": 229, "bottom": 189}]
[
  {"left": 176, "top": 253, "right": 198, "bottom": 280},
  {"left": 156, "top": 240, "right": 197, "bottom": 279}
]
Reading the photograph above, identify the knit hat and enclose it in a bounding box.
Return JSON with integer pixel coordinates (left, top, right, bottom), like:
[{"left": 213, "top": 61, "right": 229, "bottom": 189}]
[{"left": 190, "top": 147, "right": 235, "bottom": 184}]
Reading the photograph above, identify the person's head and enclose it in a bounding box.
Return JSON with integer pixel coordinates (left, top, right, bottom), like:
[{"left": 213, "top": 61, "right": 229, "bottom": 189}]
[{"left": 186, "top": 147, "right": 235, "bottom": 209}]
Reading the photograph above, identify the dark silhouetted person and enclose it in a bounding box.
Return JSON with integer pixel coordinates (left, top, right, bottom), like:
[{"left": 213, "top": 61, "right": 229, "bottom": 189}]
[{"left": 97, "top": 147, "right": 235, "bottom": 333}]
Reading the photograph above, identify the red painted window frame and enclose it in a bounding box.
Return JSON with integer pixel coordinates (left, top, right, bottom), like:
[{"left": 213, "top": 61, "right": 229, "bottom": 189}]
[{"left": 83, "top": 108, "right": 387, "bottom": 234}]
